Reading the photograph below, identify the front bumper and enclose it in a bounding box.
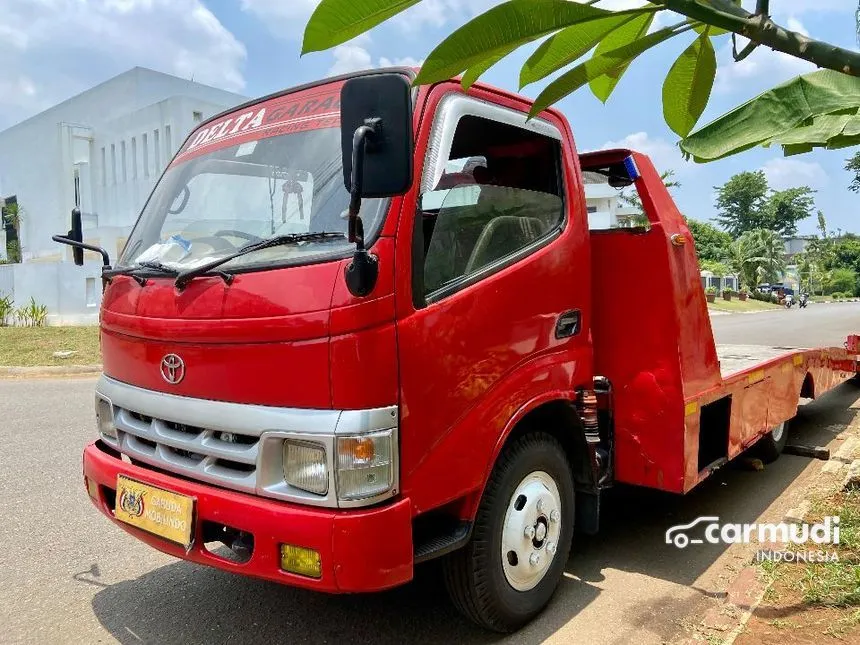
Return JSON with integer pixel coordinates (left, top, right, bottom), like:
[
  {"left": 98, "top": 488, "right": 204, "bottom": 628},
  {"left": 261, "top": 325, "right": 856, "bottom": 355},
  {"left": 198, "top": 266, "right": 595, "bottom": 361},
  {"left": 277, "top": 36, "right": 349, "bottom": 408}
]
[{"left": 83, "top": 441, "right": 413, "bottom": 592}]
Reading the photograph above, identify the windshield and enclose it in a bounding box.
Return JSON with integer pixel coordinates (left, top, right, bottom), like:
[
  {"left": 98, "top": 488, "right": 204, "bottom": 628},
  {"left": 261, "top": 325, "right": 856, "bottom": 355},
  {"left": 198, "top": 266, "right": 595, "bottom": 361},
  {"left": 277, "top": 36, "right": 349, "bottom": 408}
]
[{"left": 118, "top": 82, "right": 385, "bottom": 271}]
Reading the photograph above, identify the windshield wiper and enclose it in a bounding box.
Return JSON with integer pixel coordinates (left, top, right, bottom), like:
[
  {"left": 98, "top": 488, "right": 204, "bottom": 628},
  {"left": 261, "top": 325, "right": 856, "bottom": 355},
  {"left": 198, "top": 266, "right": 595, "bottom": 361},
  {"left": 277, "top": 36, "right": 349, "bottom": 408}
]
[
  {"left": 174, "top": 231, "right": 346, "bottom": 290},
  {"left": 104, "top": 260, "right": 180, "bottom": 286}
]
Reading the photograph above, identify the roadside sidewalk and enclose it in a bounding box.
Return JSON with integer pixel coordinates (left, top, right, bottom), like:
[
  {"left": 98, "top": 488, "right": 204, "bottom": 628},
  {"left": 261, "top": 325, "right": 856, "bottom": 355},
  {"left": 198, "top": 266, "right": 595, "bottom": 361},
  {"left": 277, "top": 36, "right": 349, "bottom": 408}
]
[
  {"left": 0, "top": 364, "right": 101, "bottom": 377},
  {"left": 674, "top": 384, "right": 860, "bottom": 645}
]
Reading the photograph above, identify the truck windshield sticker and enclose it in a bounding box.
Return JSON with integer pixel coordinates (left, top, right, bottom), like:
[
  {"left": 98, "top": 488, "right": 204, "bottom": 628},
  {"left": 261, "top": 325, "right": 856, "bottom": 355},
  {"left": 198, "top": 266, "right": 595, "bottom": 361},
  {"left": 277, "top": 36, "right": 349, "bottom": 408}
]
[{"left": 172, "top": 82, "right": 344, "bottom": 167}]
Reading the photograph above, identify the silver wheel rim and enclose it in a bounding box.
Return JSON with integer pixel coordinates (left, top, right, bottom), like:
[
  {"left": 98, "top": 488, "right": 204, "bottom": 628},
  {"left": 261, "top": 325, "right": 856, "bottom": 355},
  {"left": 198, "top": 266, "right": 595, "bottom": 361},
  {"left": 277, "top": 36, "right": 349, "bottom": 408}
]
[
  {"left": 500, "top": 470, "right": 562, "bottom": 591},
  {"left": 771, "top": 422, "right": 785, "bottom": 443}
]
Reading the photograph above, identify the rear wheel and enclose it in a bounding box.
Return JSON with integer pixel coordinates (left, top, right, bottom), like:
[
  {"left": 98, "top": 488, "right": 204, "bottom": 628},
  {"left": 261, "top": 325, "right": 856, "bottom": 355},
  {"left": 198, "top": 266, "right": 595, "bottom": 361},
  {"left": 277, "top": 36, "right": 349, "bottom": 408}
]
[
  {"left": 442, "top": 433, "right": 575, "bottom": 632},
  {"left": 755, "top": 421, "right": 789, "bottom": 463}
]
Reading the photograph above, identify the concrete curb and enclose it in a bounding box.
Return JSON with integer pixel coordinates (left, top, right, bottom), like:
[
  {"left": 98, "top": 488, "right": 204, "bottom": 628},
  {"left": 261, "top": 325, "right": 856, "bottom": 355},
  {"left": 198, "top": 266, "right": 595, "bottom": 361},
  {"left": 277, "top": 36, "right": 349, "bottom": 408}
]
[
  {"left": 843, "top": 459, "right": 860, "bottom": 491},
  {"left": 687, "top": 415, "right": 860, "bottom": 645},
  {"left": 0, "top": 364, "right": 102, "bottom": 377}
]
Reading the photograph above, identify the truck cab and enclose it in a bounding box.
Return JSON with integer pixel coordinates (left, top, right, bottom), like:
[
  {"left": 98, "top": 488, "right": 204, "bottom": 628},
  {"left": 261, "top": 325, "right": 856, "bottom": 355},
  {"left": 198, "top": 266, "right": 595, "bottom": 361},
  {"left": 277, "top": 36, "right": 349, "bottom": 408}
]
[{"left": 58, "top": 68, "right": 857, "bottom": 633}]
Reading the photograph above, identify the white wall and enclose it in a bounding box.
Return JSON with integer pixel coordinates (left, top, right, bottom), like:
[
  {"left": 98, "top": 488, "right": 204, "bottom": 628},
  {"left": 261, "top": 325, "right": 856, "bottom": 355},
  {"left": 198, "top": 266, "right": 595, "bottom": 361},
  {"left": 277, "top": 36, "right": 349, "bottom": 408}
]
[
  {"left": 0, "top": 69, "right": 246, "bottom": 262},
  {"left": 0, "top": 262, "right": 103, "bottom": 325},
  {"left": 0, "top": 67, "right": 247, "bottom": 324}
]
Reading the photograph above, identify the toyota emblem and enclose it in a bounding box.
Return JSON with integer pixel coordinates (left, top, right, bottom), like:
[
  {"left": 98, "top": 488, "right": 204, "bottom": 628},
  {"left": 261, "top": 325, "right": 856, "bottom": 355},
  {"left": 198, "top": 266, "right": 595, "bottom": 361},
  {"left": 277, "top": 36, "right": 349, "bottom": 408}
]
[{"left": 160, "top": 354, "right": 185, "bottom": 384}]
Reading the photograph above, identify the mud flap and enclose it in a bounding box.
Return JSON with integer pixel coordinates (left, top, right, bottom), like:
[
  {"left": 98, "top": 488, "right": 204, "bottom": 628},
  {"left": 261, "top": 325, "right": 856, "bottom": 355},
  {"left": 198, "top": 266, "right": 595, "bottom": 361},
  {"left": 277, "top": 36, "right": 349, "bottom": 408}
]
[{"left": 575, "top": 489, "right": 600, "bottom": 535}]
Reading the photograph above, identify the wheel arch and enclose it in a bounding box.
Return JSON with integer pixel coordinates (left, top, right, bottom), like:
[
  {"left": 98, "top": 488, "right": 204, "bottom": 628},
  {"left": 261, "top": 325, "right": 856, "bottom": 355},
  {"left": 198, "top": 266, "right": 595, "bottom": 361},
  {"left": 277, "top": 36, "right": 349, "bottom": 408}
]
[{"left": 454, "top": 394, "right": 596, "bottom": 522}]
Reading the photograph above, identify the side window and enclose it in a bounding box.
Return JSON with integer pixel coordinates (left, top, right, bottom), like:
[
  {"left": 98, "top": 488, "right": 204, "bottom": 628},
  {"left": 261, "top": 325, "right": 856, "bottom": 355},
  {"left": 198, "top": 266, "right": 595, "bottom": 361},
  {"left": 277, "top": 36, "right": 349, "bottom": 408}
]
[
  {"left": 419, "top": 115, "right": 564, "bottom": 297},
  {"left": 583, "top": 164, "right": 651, "bottom": 231}
]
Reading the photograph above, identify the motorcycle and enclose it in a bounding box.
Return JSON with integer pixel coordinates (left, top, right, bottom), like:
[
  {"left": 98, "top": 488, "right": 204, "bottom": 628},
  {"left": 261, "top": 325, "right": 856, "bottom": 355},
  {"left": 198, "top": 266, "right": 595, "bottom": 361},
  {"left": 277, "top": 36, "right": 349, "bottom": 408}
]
[
  {"left": 784, "top": 294, "right": 794, "bottom": 309},
  {"left": 799, "top": 294, "right": 809, "bottom": 309}
]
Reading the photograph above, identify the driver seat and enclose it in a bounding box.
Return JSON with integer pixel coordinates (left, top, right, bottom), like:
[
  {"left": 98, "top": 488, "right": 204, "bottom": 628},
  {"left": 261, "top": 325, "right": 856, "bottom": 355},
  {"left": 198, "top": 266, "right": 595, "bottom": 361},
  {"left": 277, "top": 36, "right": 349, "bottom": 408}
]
[{"left": 464, "top": 215, "right": 545, "bottom": 274}]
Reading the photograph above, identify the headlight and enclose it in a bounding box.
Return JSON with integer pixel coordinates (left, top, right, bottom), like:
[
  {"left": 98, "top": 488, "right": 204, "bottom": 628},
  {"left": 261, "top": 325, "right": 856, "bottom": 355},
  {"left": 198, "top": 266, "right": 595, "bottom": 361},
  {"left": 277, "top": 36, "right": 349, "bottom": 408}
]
[
  {"left": 283, "top": 440, "right": 328, "bottom": 495},
  {"left": 95, "top": 397, "right": 117, "bottom": 441},
  {"left": 336, "top": 430, "right": 393, "bottom": 500}
]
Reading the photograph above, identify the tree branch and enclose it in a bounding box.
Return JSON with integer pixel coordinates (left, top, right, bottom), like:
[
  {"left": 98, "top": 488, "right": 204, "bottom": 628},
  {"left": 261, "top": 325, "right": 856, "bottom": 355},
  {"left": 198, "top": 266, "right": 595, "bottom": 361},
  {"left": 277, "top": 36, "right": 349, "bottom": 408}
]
[
  {"left": 732, "top": 33, "right": 759, "bottom": 61},
  {"left": 655, "top": 0, "right": 859, "bottom": 76}
]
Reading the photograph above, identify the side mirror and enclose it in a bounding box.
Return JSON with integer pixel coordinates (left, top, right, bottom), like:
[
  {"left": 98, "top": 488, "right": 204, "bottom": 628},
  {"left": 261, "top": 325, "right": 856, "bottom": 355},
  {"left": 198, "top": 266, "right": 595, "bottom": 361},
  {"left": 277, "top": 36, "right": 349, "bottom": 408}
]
[
  {"left": 339, "top": 73, "right": 413, "bottom": 297},
  {"left": 69, "top": 207, "right": 84, "bottom": 266},
  {"left": 52, "top": 207, "right": 111, "bottom": 268}
]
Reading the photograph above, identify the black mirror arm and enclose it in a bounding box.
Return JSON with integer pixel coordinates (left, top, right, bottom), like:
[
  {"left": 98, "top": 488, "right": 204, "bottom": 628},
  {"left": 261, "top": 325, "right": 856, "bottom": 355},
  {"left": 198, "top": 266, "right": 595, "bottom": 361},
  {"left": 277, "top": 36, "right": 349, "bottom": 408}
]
[
  {"left": 51, "top": 234, "right": 111, "bottom": 267},
  {"left": 347, "top": 119, "right": 380, "bottom": 250}
]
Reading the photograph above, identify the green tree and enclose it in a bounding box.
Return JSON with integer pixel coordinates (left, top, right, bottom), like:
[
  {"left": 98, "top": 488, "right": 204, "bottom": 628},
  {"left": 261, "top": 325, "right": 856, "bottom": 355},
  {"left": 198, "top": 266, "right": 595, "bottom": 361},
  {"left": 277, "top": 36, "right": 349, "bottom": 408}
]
[
  {"left": 724, "top": 228, "right": 787, "bottom": 289},
  {"left": 686, "top": 218, "right": 731, "bottom": 263},
  {"left": 619, "top": 169, "right": 679, "bottom": 213},
  {"left": 714, "top": 171, "right": 769, "bottom": 237},
  {"left": 827, "top": 234, "right": 860, "bottom": 275},
  {"left": 847, "top": 152, "right": 860, "bottom": 193},
  {"left": 724, "top": 234, "right": 759, "bottom": 291},
  {"left": 764, "top": 186, "right": 816, "bottom": 237},
  {"left": 745, "top": 228, "right": 787, "bottom": 285},
  {"left": 700, "top": 259, "right": 730, "bottom": 276},
  {"left": 826, "top": 267, "right": 858, "bottom": 295},
  {"left": 304, "top": 1, "right": 860, "bottom": 161}
]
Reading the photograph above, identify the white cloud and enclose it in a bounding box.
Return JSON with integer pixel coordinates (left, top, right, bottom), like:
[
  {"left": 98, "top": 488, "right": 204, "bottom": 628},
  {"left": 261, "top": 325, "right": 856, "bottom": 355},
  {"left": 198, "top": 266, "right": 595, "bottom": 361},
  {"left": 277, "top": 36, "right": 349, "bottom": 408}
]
[
  {"left": 0, "top": 0, "right": 246, "bottom": 130},
  {"left": 240, "top": 0, "right": 321, "bottom": 38},
  {"left": 762, "top": 158, "right": 828, "bottom": 191},
  {"left": 328, "top": 44, "right": 374, "bottom": 76},
  {"left": 713, "top": 39, "right": 814, "bottom": 95},
  {"left": 599, "top": 131, "right": 690, "bottom": 175},
  {"left": 768, "top": 0, "right": 844, "bottom": 17},
  {"left": 379, "top": 56, "right": 425, "bottom": 68},
  {"left": 785, "top": 16, "right": 809, "bottom": 37}
]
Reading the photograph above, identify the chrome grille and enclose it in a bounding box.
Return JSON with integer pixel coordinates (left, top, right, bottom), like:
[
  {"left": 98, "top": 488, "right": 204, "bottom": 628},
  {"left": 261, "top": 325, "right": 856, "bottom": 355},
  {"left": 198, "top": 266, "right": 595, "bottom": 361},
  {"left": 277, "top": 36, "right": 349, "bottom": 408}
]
[{"left": 113, "top": 406, "right": 260, "bottom": 493}]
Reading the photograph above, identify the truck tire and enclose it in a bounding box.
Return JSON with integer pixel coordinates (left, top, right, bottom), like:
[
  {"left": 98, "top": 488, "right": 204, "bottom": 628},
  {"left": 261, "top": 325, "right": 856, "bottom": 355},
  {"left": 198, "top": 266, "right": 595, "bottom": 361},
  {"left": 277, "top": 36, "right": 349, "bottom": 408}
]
[
  {"left": 442, "top": 432, "right": 575, "bottom": 632},
  {"left": 755, "top": 421, "right": 789, "bottom": 463}
]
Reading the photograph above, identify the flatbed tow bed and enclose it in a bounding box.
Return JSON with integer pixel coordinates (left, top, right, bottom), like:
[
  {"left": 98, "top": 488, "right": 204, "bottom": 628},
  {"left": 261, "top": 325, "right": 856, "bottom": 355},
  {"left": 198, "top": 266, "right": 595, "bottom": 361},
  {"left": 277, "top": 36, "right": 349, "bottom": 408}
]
[{"left": 681, "top": 339, "right": 860, "bottom": 488}]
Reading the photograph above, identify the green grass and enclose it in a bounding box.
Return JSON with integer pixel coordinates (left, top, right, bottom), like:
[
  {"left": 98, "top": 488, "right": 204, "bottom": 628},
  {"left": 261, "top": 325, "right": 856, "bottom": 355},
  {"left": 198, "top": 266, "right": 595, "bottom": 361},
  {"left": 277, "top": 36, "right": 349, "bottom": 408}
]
[
  {"left": 707, "top": 298, "right": 783, "bottom": 313},
  {"left": 0, "top": 326, "right": 101, "bottom": 366},
  {"left": 762, "top": 490, "right": 860, "bottom": 610}
]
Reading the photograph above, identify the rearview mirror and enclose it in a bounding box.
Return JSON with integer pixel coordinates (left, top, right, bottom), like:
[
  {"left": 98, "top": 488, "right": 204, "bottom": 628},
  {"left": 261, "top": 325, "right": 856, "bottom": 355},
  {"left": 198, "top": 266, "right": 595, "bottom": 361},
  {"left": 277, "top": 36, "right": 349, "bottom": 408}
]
[
  {"left": 339, "top": 73, "right": 413, "bottom": 298},
  {"left": 340, "top": 73, "right": 413, "bottom": 198},
  {"left": 52, "top": 207, "right": 111, "bottom": 268},
  {"left": 69, "top": 208, "right": 84, "bottom": 266}
]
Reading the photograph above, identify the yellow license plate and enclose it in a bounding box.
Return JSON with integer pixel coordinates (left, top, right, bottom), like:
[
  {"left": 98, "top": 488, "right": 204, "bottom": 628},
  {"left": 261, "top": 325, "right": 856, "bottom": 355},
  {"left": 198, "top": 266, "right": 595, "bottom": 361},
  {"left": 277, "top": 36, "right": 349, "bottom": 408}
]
[{"left": 115, "top": 475, "right": 194, "bottom": 548}]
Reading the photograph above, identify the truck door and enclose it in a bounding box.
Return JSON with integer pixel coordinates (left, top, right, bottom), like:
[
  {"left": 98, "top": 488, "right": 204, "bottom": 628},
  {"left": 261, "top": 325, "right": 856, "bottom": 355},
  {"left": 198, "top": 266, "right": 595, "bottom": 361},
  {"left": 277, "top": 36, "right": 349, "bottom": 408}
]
[{"left": 394, "top": 87, "right": 592, "bottom": 512}]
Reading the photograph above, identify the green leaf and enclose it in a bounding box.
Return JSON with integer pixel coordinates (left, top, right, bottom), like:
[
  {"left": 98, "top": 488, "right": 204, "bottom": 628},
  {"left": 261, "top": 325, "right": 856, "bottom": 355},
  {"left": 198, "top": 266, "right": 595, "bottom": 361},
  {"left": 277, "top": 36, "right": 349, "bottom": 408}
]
[
  {"left": 589, "top": 12, "right": 655, "bottom": 103},
  {"left": 414, "top": 0, "right": 613, "bottom": 85},
  {"left": 519, "top": 13, "right": 638, "bottom": 88},
  {"left": 662, "top": 31, "right": 717, "bottom": 137},
  {"left": 530, "top": 25, "right": 680, "bottom": 118},
  {"left": 680, "top": 70, "right": 860, "bottom": 162},
  {"left": 303, "top": 0, "right": 420, "bottom": 54}
]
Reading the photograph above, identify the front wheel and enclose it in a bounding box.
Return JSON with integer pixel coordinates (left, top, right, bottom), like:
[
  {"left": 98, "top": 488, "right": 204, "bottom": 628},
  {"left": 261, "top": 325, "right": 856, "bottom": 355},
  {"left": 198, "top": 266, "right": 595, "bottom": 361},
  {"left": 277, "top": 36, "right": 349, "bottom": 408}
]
[{"left": 443, "top": 433, "right": 575, "bottom": 632}]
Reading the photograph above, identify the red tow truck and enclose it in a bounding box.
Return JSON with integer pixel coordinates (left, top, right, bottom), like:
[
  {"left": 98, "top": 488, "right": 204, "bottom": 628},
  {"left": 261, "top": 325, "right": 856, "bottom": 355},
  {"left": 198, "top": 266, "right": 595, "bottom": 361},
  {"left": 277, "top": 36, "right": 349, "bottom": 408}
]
[{"left": 54, "top": 68, "right": 860, "bottom": 632}]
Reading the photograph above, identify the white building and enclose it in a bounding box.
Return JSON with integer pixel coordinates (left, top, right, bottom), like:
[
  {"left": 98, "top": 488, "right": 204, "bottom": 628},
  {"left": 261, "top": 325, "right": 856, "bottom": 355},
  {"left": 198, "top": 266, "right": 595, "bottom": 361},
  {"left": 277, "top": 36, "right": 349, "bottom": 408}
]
[
  {"left": 583, "top": 181, "right": 641, "bottom": 230},
  {"left": 0, "top": 67, "right": 247, "bottom": 323}
]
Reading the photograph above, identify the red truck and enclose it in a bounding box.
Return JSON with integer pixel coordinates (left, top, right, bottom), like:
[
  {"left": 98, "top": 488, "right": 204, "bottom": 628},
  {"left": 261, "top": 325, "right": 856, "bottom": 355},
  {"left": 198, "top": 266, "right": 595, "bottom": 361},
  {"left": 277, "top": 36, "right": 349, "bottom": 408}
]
[{"left": 54, "top": 68, "right": 859, "bottom": 632}]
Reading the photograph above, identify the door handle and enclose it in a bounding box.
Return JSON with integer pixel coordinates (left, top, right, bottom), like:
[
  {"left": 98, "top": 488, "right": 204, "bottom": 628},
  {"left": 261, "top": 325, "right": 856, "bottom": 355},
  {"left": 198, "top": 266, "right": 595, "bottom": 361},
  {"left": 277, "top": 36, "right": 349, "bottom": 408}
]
[{"left": 555, "top": 310, "right": 581, "bottom": 339}]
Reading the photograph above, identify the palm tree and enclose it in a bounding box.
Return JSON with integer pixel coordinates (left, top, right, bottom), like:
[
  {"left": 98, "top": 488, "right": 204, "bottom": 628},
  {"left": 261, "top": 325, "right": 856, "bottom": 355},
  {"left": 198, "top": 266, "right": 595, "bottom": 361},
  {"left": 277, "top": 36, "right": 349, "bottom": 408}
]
[
  {"left": 745, "top": 229, "right": 787, "bottom": 284},
  {"left": 724, "top": 235, "right": 758, "bottom": 291}
]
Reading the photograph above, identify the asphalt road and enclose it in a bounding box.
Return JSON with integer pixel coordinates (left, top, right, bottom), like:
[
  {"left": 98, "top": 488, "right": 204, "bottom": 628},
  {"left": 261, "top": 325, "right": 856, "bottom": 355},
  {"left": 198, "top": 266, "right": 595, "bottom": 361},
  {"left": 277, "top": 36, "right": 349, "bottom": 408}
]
[
  {"left": 710, "top": 301, "right": 860, "bottom": 347},
  {"left": 2, "top": 304, "right": 859, "bottom": 645}
]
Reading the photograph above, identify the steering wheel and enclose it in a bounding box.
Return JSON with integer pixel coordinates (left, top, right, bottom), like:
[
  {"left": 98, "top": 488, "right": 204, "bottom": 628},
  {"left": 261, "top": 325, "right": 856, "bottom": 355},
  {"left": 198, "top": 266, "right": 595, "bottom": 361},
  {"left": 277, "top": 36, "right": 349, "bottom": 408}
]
[
  {"left": 213, "top": 229, "right": 264, "bottom": 244},
  {"left": 187, "top": 235, "right": 239, "bottom": 254}
]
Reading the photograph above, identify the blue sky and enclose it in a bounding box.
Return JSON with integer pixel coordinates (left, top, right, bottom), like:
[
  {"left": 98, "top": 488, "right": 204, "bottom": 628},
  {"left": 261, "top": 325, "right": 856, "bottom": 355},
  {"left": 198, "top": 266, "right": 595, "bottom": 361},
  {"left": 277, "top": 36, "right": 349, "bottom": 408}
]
[{"left": 1, "top": 0, "right": 857, "bottom": 234}]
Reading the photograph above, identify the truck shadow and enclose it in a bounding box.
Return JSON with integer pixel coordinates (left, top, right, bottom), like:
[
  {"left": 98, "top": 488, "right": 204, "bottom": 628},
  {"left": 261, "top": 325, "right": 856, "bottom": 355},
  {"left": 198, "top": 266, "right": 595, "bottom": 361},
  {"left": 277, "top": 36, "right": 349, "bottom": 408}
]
[{"left": 90, "top": 383, "right": 860, "bottom": 645}]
